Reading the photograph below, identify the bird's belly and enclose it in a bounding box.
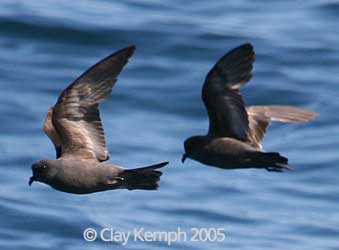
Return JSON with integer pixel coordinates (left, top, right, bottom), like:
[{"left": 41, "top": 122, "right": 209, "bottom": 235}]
[
  {"left": 49, "top": 167, "right": 113, "bottom": 194},
  {"left": 49, "top": 180, "right": 110, "bottom": 194},
  {"left": 195, "top": 138, "right": 258, "bottom": 169},
  {"left": 193, "top": 153, "right": 250, "bottom": 169}
]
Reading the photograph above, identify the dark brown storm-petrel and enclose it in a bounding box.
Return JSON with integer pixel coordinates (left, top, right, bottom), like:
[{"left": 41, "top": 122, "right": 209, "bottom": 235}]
[
  {"left": 182, "top": 44, "right": 317, "bottom": 171},
  {"left": 29, "top": 46, "right": 168, "bottom": 194}
]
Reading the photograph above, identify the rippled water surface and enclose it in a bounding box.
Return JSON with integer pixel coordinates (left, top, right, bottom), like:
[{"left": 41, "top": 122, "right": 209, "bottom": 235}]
[{"left": 0, "top": 1, "right": 338, "bottom": 249}]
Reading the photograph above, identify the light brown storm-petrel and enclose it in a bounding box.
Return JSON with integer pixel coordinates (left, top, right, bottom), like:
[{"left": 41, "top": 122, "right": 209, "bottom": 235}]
[
  {"left": 29, "top": 46, "right": 168, "bottom": 194},
  {"left": 182, "top": 43, "right": 318, "bottom": 171}
]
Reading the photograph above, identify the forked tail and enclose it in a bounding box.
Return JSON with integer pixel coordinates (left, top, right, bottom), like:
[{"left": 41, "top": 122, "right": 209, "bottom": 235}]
[{"left": 119, "top": 162, "right": 168, "bottom": 190}]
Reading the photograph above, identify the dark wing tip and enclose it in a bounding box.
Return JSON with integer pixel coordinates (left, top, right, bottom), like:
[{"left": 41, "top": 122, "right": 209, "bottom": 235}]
[
  {"left": 100, "top": 45, "right": 135, "bottom": 64},
  {"left": 231, "top": 42, "right": 255, "bottom": 61},
  {"left": 228, "top": 43, "right": 254, "bottom": 53},
  {"left": 235, "top": 43, "right": 254, "bottom": 54},
  {"left": 154, "top": 161, "right": 169, "bottom": 168},
  {"left": 203, "top": 42, "right": 255, "bottom": 95},
  {"left": 140, "top": 161, "right": 169, "bottom": 170},
  {"left": 120, "top": 45, "right": 136, "bottom": 57}
]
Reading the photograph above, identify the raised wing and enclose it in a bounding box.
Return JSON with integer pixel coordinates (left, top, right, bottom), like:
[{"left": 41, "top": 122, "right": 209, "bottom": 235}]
[
  {"left": 51, "top": 46, "right": 135, "bottom": 161},
  {"left": 246, "top": 105, "right": 318, "bottom": 149},
  {"left": 202, "top": 43, "right": 254, "bottom": 140}
]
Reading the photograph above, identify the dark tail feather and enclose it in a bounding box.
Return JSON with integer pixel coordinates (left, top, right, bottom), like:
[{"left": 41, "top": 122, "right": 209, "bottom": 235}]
[
  {"left": 119, "top": 162, "right": 168, "bottom": 190},
  {"left": 255, "top": 152, "right": 291, "bottom": 172}
]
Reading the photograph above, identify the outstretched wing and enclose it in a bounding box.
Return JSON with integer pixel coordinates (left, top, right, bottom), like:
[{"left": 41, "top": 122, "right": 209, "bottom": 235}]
[
  {"left": 202, "top": 43, "right": 254, "bottom": 140},
  {"left": 51, "top": 46, "right": 135, "bottom": 161},
  {"left": 246, "top": 105, "right": 318, "bottom": 149}
]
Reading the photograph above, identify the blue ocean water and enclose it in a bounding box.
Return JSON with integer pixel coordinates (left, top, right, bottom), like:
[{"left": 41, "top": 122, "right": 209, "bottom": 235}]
[{"left": 0, "top": 0, "right": 338, "bottom": 249}]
